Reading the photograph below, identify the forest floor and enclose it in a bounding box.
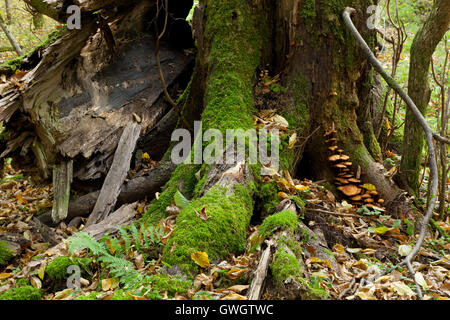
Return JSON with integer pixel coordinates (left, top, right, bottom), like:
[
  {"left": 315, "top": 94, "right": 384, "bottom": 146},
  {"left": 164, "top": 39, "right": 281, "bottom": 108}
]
[{"left": 0, "top": 143, "right": 449, "bottom": 300}]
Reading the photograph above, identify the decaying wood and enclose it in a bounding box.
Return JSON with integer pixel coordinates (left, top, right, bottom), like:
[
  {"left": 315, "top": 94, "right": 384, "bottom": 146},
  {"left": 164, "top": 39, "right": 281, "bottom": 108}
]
[
  {"left": 0, "top": 1, "right": 192, "bottom": 184},
  {"left": 83, "top": 203, "right": 138, "bottom": 240},
  {"left": 37, "top": 159, "right": 176, "bottom": 225},
  {"left": 247, "top": 239, "right": 275, "bottom": 300},
  {"left": 28, "top": 217, "right": 64, "bottom": 246},
  {"left": 86, "top": 122, "right": 141, "bottom": 226},
  {"left": 51, "top": 160, "right": 73, "bottom": 223}
]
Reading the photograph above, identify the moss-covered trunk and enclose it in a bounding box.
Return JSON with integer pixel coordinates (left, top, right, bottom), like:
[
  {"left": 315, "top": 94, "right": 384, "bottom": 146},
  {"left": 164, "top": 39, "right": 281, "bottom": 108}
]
[{"left": 142, "top": 0, "right": 405, "bottom": 278}]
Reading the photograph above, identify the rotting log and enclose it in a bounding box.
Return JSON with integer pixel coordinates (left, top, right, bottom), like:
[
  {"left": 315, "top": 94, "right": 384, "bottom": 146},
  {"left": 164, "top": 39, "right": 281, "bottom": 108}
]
[
  {"left": 0, "top": 1, "right": 193, "bottom": 185},
  {"left": 37, "top": 158, "right": 177, "bottom": 225},
  {"left": 84, "top": 203, "right": 139, "bottom": 240},
  {"left": 86, "top": 122, "right": 141, "bottom": 226}
]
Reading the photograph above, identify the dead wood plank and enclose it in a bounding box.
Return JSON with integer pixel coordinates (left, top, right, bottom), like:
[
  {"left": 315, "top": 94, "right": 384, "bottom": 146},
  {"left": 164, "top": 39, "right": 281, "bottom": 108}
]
[
  {"left": 51, "top": 160, "right": 73, "bottom": 223},
  {"left": 247, "top": 239, "right": 275, "bottom": 300},
  {"left": 86, "top": 122, "right": 141, "bottom": 226},
  {"left": 84, "top": 203, "right": 138, "bottom": 240},
  {"left": 38, "top": 159, "right": 176, "bottom": 225}
]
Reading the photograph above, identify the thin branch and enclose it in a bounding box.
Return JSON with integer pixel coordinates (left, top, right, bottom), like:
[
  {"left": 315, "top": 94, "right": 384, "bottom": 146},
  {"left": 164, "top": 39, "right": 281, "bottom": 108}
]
[
  {"left": 154, "top": 0, "right": 191, "bottom": 130},
  {"left": 342, "top": 7, "right": 442, "bottom": 300}
]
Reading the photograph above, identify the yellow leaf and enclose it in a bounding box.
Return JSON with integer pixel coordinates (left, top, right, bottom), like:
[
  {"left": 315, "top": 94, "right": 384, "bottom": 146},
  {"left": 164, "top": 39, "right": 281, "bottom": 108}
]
[
  {"left": 38, "top": 262, "right": 46, "bottom": 280},
  {"left": 101, "top": 278, "right": 119, "bottom": 291},
  {"left": 356, "top": 291, "right": 377, "bottom": 300},
  {"left": 375, "top": 275, "right": 391, "bottom": 282},
  {"left": 415, "top": 272, "right": 428, "bottom": 290},
  {"left": 142, "top": 153, "right": 150, "bottom": 160},
  {"left": 54, "top": 289, "right": 73, "bottom": 300},
  {"left": 191, "top": 251, "right": 210, "bottom": 268},
  {"left": 0, "top": 273, "right": 12, "bottom": 280},
  {"left": 391, "top": 281, "right": 416, "bottom": 297},
  {"left": 227, "top": 267, "right": 247, "bottom": 279},
  {"left": 278, "top": 192, "right": 290, "bottom": 199},
  {"left": 385, "top": 119, "right": 392, "bottom": 136},
  {"left": 333, "top": 243, "right": 345, "bottom": 254},
  {"left": 295, "top": 185, "right": 309, "bottom": 192},
  {"left": 220, "top": 293, "right": 247, "bottom": 300},
  {"left": 361, "top": 184, "right": 376, "bottom": 191}
]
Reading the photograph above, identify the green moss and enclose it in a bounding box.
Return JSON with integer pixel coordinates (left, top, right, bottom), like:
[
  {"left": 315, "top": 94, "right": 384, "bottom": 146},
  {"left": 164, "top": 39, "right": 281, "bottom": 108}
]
[
  {"left": 271, "top": 250, "right": 302, "bottom": 285},
  {"left": 0, "top": 286, "right": 42, "bottom": 300},
  {"left": 74, "top": 291, "right": 101, "bottom": 300},
  {"left": 144, "top": 163, "right": 199, "bottom": 224},
  {"left": 46, "top": 256, "right": 91, "bottom": 281},
  {"left": 15, "top": 278, "right": 31, "bottom": 287},
  {"left": 259, "top": 182, "right": 281, "bottom": 216},
  {"left": 290, "top": 196, "right": 306, "bottom": 214},
  {"left": 156, "top": 0, "right": 266, "bottom": 276},
  {"left": 300, "top": 0, "right": 317, "bottom": 20},
  {"left": 0, "top": 28, "right": 67, "bottom": 72},
  {"left": 258, "top": 210, "right": 299, "bottom": 238},
  {"left": 143, "top": 274, "right": 191, "bottom": 298},
  {"left": 0, "top": 241, "right": 14, "bottom": 265},
  {"left": 163, "top": 185, "right": 253, "bottom": 276},
  {"left": 201, "top": 0, "right": 264, "bottom": 133},
  {"left": 109, "top": 289, "right": 134, "bottom": 300}
]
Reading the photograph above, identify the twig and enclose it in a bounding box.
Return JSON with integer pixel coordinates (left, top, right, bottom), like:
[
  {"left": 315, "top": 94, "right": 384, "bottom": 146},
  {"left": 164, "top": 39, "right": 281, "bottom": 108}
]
[
  {"left": 338, "top": 278, "right": 355, "bottom": 299},
  {"left": 342, "top": 8, "right": 441, "bottom": 300},
  {"left": 306, "top": 208, "right": 363, "bottom": 219}
]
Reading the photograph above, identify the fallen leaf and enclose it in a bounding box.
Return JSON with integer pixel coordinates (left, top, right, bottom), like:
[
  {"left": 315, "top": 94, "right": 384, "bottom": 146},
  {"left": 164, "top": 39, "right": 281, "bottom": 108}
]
[
  {"left": 356, "top": 291, "right": 377, "bottom": 300},
  {"left": 414, "top": 272, "right": 428, "bottom": 290},
  {"left": 288, "top": 133, "right": 297, "bottom": 149},
  {"left": 0, "top": 273, "right": 12, "bottom": 280},
  {"left": 220, "top": 293, "right": 247, "bottom": 300},
  {"left": 54, "top": 289, "right": 73, "bottom": 300},
  {"left": 30, "top": 277, "right": 42, "bottom": 289},
  {"left": 127, "top": 293, "right": 147, "bottom": 300},
  {"left": 191, "top": 251, "right": 210, "bottom": 268},
  {"left": 398, "top": 245, "right": 412, "bottom": 257},
  {"left": 227, "top": 285, "right": 249, "bottom": 293},
  {"left": 37, "top": 262, "right": 46, "bottom": 280},
  {"left": 391, "top": 281, "right": 416, "bottom": 298},
  {"left": 101, "top": 278, "right": 119, "bottom": 291}
]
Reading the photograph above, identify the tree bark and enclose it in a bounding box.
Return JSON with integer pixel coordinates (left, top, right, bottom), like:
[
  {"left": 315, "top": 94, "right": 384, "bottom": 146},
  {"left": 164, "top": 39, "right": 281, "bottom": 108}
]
[{"left": 400, "top": 0, "right": 450, "bottom": 195}]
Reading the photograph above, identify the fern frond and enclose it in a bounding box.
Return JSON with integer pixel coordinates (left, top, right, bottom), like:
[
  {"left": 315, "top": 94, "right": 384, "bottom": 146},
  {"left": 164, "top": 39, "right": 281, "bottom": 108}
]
[
  {"left": 68, "top": 232, "right": 108, "bottom": 256},
  {"left": 118, "top": 227, "right": 131, "bottom": 254},
  {"left": 130, "top": 224, "right": 141, "bottom": 251}
]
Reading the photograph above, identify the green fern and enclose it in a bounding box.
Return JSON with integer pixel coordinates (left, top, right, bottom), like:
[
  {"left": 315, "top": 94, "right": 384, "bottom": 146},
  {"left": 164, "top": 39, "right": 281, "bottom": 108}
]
[
  {"left": 118, "top": 227, "right": 132, "bottom": 254},
  {"left": 68, "top": 232, "right": 108, "bottom": 256},
  {"left": 130, "top": 224, "right": 141, "bottom": 252}
]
